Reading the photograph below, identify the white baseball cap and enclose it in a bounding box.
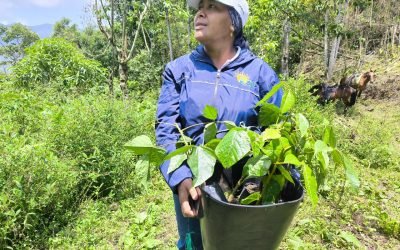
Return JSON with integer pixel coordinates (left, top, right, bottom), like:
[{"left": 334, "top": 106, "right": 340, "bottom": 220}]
[{"left": 187, "top": 0, "right": 249, "bottom": 27}]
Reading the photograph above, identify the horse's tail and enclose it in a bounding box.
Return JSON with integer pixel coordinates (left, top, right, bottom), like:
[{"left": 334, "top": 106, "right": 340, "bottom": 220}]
[{"left": 349, "top": 89, "right": 357, "bottom": 106}]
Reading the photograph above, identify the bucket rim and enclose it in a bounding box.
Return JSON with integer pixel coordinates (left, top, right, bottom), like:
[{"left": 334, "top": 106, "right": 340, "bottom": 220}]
[{"left": 200, "top": 186, "right": 304, "bottom": 209}]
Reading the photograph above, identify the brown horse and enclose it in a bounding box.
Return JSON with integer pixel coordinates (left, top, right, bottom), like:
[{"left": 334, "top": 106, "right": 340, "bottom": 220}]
[
  {"left": 309, "top": 83, "right": 357, "bottom": 107},
  {"left": 340, "top": 69, "right": 376, "bottom": 97}
]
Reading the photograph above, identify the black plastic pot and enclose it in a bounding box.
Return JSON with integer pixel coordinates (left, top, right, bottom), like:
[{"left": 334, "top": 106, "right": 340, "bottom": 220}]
[{"left": 199, "top": 182, "right": 303, "bottom": 250}]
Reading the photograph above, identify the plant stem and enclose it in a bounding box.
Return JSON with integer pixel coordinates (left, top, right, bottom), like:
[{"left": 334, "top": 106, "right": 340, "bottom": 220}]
[{"left": 227, "top": 176, "right": 245, "bottom": 203}]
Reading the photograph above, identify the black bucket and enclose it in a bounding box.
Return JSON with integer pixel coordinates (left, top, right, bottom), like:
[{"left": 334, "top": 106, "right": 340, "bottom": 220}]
[{"left": 199, "top": 182, "right": 303, "bottom": 250}]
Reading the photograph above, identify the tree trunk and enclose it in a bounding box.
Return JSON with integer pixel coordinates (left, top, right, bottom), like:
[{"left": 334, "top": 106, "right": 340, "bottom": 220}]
[
  {"left": 108, "top": 68, "right": 115, "bottom": 96},
  {"left": 165, "top": 6, "right": 174, "bottom": 61},
  {"left": 281, "top": 18, "right": 290, "bottom": 79},
  {"left": 370, "top": 0, "right": 374, "bottom": 27},
  {"left": 358, "top": 31, "right": 363, "bottom": 68},
  {"left": 186, "top": 2, "right": 191, "bottom": 50},
  {"left": 326, "top": 0, "right": 348, "bottom": 81},
  {"left": 324, "top": 9, "right": 329, "bottom": 77},
  {"left": 391, "top": 25, "right": 396, "bottom": 50},
  {"left": 327, "top": 36, "right": 341, "bottom": 81},
  {"left": 119, "top": 61, "right": 129, "bottom": 98}
]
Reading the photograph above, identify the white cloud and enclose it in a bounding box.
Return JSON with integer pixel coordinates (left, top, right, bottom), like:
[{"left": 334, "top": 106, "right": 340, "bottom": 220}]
[{"left": 29, "top": 0, "right": 63, "bottom": 8}]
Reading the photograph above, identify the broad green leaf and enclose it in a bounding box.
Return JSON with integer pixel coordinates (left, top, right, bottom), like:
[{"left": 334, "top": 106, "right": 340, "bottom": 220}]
[
  {"left": 316, "top": 151, "right": 329, "bottom": 172},
  {"left": 149, "top": 148, "right": 167, "bottom": 166},
  {"left": 284, "top": 154, "right": 302, "bottom": 166},
  {"left": 273, "top": 174, "right": 286, "bottom": 188},
  {"left": 203, "top": 105, "right": 218, "bottom": 120},
  {"left": 303, "top": 164, "right": 318, "bottom": 207},
  {"left": 262, "top": 137, "right": 291, "bottom": 162},
  {"left": 258, "top": 104, "right": 281, "bottom": 127},
  {"left": 296, "top": 114, "right": 309, "bottom": 138},
  {"left": 205, "top": 139, "right": 221, "bottom": 150},
  {"left": 204, "top": 122, "right": 217, "bottom": 143},
  {"left": 242, "top": 155, "right": 271, "bottom": 178},
  {"left": 262, "top": 128, "right": 281, "bottom": 140},
  {"left": 135, "top": 155, "right": 150, "bottom": 190},
  {"left": 342, "top": 154, "right": 360, "bottom": 188},
  {"left": 260, "top": 147, "right": 274, "bottom": 159},
  {"left": 223, "top": 121, "right": 237, "bottom": 130},
  {"left": 339, "top": 231, "right": 362, "bottom": 248},
  {"left": 256, "top": 82, "right": 283, "bottom": 107},
  {"left": 280, "top": 90, "right": 295, "bottom": 113},
  {"left": 188, "top": 147, "right": 217, "bottom": 187},
  {"left": 323, "top": 126, "right": 336, "bottom": 147},
  {"left": 167, "top": 154, "right": 187, "bottom": 174},
  {"left": 278, "top": 165, "right": 294, "bottom": 184},
  {"left": 314, "top": 140, "right": 332, "bottom": 156},
  {"left": 164, "top": 145, "right": 193, "bottom": 160},
  {"left": 247, "top": 130, "right": 262, "bottom": 157},
  {"left": 262, "top": 176, "right": 283, "bottom": 204},
  {"left": 240, "top": 192, "right": 261, "bottom": 205},
  {"left": 124, "top": 135, "right": 155, "bottom": 155},
  {"left": 331, "top": 149, "right": 344, "bottom": 165},
  {"left": 215, "top": 129, "right": 251, "bottom": 168}
]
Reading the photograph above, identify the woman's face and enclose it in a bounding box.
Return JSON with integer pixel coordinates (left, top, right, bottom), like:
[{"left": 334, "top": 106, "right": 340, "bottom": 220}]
[{"left": 194, "top": 0, "right": 233, "bottom": 46}]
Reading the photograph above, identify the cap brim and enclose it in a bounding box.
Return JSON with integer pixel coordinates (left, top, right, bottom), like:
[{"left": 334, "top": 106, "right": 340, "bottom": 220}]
[{"left": 187, "top": 0, "right": 200, "bottom": 9}]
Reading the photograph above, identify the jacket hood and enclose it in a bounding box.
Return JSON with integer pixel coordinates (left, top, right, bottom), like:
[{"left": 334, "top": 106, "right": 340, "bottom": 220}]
[{"left": 191, "top": 45, "right": 256, "bottom": 70}]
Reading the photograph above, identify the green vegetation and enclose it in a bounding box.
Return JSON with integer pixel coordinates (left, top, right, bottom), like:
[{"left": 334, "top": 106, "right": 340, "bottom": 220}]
[
  {"left": 12, "top": 38, "right": 106, "bottom": 92},
  {"left": 0, "top": 0, "right": 399, "bottom": 249},
  {"left": 125, "top": 85, "right": 359, "bottom": 207}
]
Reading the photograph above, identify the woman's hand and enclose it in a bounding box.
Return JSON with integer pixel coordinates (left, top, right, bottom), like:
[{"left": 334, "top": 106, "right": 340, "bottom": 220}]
[{"left": 177, "top": 178, "right": 201, "bottom": 218}]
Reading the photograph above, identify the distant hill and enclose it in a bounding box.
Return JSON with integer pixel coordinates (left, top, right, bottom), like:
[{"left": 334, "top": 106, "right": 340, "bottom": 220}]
[
  {"left": 1, "top": 23, "right": 53, "bottom": 72},
  {"left": 0, "top": 23, "right": 53, "bottom": 40},
  {"left": 28, "top": 24, "right": 53, "bottom": 38}
]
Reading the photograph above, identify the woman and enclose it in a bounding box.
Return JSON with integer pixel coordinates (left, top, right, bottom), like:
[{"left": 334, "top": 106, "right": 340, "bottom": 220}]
[{"left": 155, "top": 0, "right": 283, "bottom": 249}]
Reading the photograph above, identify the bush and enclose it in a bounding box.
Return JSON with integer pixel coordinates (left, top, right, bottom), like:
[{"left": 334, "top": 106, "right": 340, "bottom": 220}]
[
  {"left": 0, "top": 144, "right": 80, "bottom": 248},
  {"left": 45, "top": 93, "right": 157, "bottom": 199},
  {"left": 0, "top": 86, "right": 158, "bottom": 248},
  {"left": 12, "top": 38, "right": 107, "bottom": 93},
  {"left": 128, "top": 49, "right": 163, "bottom": 96}
]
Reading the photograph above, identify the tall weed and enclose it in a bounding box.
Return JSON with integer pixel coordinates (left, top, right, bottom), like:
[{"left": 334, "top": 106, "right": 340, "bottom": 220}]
[{"left": 0, "top": 86, "right": 158, "bottom": 248}]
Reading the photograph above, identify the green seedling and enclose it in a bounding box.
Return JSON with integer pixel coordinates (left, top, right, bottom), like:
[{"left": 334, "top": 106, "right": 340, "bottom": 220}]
[{"left": 125, "top": 87, "right": 360, "bottom": 206}]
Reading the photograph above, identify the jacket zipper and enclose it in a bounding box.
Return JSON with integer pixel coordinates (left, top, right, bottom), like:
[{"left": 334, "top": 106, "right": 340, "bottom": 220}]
[{"left": 213, "top": 70, "right": 221, "bottom": 101}]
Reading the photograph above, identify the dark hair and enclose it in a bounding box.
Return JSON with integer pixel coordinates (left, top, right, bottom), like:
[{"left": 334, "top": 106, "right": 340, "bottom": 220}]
[{"left": 228, "top": 7, "right": 249, "bottom": 49}]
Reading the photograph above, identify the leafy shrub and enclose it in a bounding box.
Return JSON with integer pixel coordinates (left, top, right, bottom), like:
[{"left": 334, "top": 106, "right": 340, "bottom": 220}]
[
  {"left": 128, "top": 49, "right": 163, "bottom": 96},
  {"left": 0, "top": 72, "right": 7, "bottom": 83},
  {"left": 0, "top": 86, "right": 158, "bottom": 248},
  {"left": 45, "top": 92, "right": 158, "bottom": 198},
  {"left": 12, "top": 38, "right": 107, "bottom": 92},
  {"left": 0, "top": 138, "right": 80, "bottom": 248},
  {"left": 283, "top": 77, "right": 336, "bottom": 135},
  {"left": 346, "top": 124, "right": 398, "bottom": 168}
]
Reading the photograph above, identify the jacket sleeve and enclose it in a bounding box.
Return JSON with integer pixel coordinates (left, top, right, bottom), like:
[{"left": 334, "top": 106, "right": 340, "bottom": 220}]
[
  {"left": 155, "top": 63, "right": 192, "bottom": 193},
  {"left": 258, "top": 62, "right": 283, "bottom": 107}
]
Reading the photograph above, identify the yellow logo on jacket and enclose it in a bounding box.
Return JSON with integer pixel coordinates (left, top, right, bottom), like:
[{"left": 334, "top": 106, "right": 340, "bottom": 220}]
[{"left": 236, "top": 71, "right": 255, "bottom": 88}]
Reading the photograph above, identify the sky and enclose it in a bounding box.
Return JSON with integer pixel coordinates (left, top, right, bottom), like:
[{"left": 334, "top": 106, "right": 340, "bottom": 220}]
[{"left": 0, "top": 0, "right": 94, "bottom": 27}]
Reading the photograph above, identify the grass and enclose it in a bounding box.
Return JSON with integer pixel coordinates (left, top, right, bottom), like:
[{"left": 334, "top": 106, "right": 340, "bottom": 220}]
[{"left": 49, "top": 176, "right": 177, "bottom": 249}]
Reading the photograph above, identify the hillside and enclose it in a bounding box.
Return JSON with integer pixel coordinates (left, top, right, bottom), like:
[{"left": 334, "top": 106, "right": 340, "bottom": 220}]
[{"left": 28, "top": 23, "right": 53, "bottom": 38}]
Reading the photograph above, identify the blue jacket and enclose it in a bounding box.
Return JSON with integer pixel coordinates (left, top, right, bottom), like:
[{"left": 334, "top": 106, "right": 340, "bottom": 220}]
[{"left": 155, "top": 45, "right": 283, "bottom": 192}]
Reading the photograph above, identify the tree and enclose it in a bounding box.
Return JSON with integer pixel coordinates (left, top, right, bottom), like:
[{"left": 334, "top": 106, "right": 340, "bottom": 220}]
[
  {"left": 52, "top": 18, "right": 80, "bottom": 44},
  {"left": 12, "top": 38, "right": 106, "bottom": 92},
  {"left": 0, "top": 23, "right": 40, "bottom": 67},
  {"left": 93, "top": 0, "right": 151, "bottom": 98}
]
